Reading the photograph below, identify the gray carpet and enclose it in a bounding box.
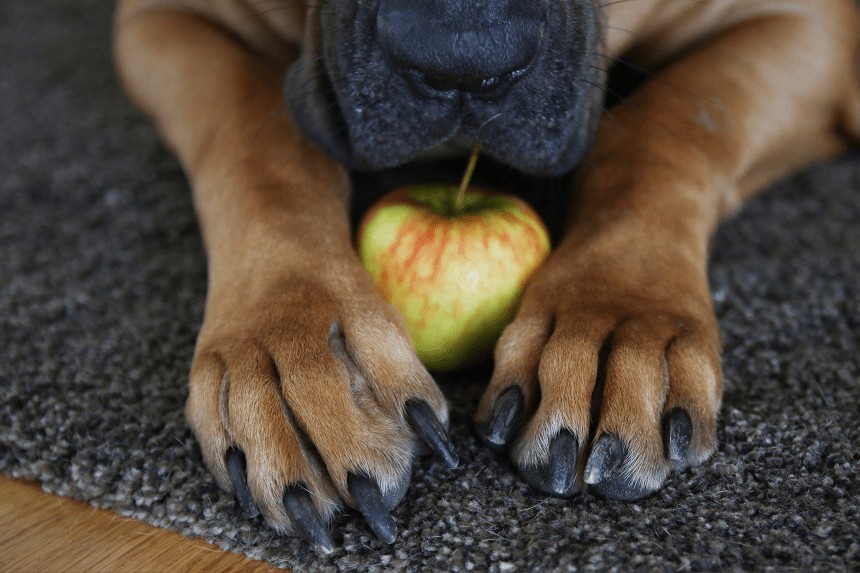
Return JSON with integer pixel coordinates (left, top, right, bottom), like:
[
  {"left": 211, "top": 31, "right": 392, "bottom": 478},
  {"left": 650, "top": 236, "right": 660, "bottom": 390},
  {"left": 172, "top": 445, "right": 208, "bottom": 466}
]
[{"left": 2, "top": 2, "right": 859, "bottom": 571}]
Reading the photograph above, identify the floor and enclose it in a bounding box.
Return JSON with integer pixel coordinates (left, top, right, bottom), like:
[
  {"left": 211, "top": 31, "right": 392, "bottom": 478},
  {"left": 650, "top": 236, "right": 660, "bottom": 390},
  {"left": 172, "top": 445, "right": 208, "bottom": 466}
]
[{"left": 0, "top": 476, "right": 285, "bottom": 573}]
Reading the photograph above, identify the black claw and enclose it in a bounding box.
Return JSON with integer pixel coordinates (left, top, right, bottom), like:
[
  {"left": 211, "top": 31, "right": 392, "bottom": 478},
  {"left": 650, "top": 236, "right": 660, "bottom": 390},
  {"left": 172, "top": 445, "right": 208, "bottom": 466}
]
[
  {"left": 548, "top": 429, "right": 579, "bottom": 495},
  {"left": 404, "top": 400, "right": 459, "bottom": 469},
  {"left": 584, "top": 434, "right": 625, "bottom": 486},
  {"left": 348, "top": 474, "right": 397, "bottom": 544},
  {"left": 225, "top": 448, "right": 259, "bottom": 519},
  {"left": 666, "top": 408, "right": 693, "bottom": 466},
  {"left": 482, "top": 386, "right": 524, "bottom": 450},
  {"left": 584, "top": 434, "right": 656, "bottom": 502},
  {"left": 283, "top": 484, "right": 335, "bottom": 555},
  {"left": 518, "top": 429, "right": 581, "bottom": 498}
]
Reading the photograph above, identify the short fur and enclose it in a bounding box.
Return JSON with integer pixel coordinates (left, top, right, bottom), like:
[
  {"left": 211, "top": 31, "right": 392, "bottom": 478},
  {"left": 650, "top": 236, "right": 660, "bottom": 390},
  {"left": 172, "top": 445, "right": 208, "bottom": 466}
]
[{"left": 114, "top": 0, "right": 860, "bottom": 540}]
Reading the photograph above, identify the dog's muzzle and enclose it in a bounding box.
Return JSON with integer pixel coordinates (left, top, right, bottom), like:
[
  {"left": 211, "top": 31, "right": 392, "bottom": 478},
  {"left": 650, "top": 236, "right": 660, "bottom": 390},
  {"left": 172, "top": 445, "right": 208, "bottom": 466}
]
[{"left": 285, "top": 0, "right": 606, "bottom": 177}]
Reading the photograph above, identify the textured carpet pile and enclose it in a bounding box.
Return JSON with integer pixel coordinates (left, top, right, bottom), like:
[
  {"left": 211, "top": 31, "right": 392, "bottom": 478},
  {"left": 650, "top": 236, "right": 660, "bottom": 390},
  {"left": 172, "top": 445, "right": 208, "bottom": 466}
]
[{"left": 1, "top": 2, "right": 859, "bottom": 571}]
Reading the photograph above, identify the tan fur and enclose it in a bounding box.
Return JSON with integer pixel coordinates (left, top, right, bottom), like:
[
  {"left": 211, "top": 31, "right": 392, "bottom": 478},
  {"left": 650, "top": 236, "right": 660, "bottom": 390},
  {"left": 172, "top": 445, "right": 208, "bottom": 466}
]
[
  {"left": 479, "top": 0, "right": 860, "bottom": 490},
  {"left": 114, "top": 0, "right": 860, "bottom": 530}
]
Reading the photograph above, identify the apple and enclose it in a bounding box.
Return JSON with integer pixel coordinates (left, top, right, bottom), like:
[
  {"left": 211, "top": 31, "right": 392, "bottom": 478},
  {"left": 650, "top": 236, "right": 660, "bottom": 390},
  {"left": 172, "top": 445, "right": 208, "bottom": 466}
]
[{"left": 357, "top": 182, "right": 551, "bottom": 371}]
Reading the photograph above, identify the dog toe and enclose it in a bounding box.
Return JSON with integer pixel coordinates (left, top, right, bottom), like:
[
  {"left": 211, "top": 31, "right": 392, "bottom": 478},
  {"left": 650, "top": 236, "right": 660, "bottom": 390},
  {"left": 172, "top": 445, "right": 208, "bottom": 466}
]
[
  {"left": 404, "top": 400, "right": 458, "bottom": 469},
  {"left": 664, "top": 407, "right": 693, "bottom": 470},
  {"left": 225, "top": 448, "right": 259, "bottom": 519},
  {"left": 282, "top": 484, "right": 336, "bottom": 554},
  {"left": 583, "top": 434, "right": 656, "bottom": 501},
  {"left": 347, "top": 473, "right": 398, "bottom": 544},
  {"left": 478, "top": 386, "right": 524, "bottom": 450},
  {"left": 583, "top": 434, "right": 624, "bottom": 485},
  {"left": 188, "top": 344, "right": 341, "bottom": 536},
  {"left": 517, "top": 428, "right": 581, "bottom": 498}
]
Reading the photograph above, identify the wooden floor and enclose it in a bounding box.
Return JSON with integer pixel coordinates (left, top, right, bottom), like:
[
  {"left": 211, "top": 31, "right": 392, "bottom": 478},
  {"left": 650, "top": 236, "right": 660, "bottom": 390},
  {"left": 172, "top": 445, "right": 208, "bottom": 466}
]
[{"left": 0, "top": 476, "right": 287, "bottom": 573}]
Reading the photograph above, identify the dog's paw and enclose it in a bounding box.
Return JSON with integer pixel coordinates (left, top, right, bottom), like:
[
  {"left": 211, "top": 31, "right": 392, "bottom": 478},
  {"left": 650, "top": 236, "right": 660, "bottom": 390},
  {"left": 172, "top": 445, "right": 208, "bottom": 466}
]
[
  {"left": 475, "top": 238, "right": 722, "bottom": 501},
  {"left": 186, "top": 274, "right": 455, "bottom": 551}
]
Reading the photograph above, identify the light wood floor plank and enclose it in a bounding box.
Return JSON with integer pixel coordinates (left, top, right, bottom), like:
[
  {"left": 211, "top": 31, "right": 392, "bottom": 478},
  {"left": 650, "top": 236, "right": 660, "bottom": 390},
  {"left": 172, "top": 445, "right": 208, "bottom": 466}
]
[{"left": 0, "top": 476, "right": 286, "bottom": 573}]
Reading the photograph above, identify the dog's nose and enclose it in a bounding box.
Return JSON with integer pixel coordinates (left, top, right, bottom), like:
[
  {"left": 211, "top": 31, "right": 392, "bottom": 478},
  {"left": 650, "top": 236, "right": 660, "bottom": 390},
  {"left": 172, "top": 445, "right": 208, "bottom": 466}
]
[{"left": 376, "top": 0, "right": 545, "bottom": 95}]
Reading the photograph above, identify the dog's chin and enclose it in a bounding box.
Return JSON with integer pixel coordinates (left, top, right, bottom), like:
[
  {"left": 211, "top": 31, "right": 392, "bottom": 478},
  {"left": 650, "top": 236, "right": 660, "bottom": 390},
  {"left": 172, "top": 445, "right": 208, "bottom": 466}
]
[{"left": 285, "top": 72, "right": 601, "bottom": 178}]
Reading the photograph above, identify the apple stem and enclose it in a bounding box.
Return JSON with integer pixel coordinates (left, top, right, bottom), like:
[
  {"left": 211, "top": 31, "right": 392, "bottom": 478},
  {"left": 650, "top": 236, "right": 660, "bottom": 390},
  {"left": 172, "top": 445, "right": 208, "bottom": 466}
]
[{"left": 454, "top": 145, "right": 481, "bottom": 214}]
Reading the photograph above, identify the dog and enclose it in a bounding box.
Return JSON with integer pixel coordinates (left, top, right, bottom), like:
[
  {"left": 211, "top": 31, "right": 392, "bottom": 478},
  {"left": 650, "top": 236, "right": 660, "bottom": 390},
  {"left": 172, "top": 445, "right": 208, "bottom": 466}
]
[{"left": 113, "top": 0, "right": 860, "bottom": 552}]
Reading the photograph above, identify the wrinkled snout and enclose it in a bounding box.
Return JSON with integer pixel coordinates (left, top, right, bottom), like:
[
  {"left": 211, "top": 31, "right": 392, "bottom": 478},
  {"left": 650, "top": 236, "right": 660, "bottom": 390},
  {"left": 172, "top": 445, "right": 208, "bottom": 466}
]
[{"left": 376, "top": 0, "right": 546, "bottom": 96}]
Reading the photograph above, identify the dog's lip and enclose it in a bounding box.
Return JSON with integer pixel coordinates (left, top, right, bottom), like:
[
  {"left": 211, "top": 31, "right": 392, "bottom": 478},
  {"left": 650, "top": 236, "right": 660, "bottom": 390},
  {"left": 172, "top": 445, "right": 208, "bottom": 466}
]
[{"left": 402, "top": 63, "right": 534, "bottom": 103}]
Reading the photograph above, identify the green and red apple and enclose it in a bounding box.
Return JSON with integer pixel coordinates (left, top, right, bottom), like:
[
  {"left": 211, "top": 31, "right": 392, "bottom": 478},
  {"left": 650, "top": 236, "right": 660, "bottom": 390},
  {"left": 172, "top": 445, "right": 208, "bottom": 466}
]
[{"left": 357, "top": 181, "right": 551, "bottom": 371}]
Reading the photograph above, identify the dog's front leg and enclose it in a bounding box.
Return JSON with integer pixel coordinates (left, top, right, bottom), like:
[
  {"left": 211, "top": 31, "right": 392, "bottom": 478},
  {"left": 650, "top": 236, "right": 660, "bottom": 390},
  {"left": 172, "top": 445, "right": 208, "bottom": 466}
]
[
  {"left": 113, "top": 1, "right": 456, "bottom": 550},
  {"left": 477, "top": 6, "right": 860, "bottom": 499}
]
